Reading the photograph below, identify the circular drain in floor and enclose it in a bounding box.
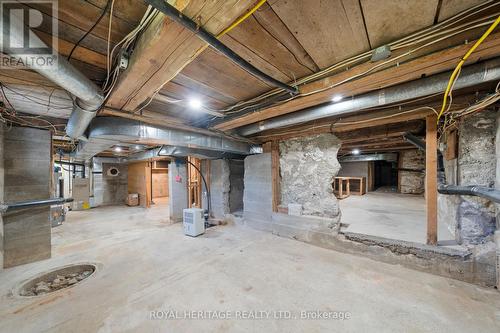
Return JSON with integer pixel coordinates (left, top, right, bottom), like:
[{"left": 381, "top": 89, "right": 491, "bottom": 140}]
[{"left": 16, "top": 263, "right": 97, "bottom": 297}]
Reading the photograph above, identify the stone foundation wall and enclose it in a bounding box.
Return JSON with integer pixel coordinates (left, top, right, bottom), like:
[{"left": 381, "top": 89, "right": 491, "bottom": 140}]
[
  {"left": 437, "top": 108, "right": 498, "bottom": 286},
  {"left": 399, "top": 149, "right": 425, "bottom": 194},
  {"left": 279, "top": 133, "right": 341, "bottom": 221},
  {"left": 440, "top": 110, "right": 497, "bottom": 245}
]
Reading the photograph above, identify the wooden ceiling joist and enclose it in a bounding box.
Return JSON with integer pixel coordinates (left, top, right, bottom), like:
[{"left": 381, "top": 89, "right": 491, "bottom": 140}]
[
  {"left": 106, "top": 0, "right": 258, "bottom": 112},
  {"left": 214, "top": 32, "right": 500, "bottom": 131}
]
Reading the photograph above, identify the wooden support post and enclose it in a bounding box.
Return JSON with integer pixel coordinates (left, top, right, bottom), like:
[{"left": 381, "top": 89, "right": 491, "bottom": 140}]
[
  {"left": 426, "top": 115, "right": 438, "bottom": 245},
  {"left": 262, "top": 142, "right": 272, "bottom": 153},
  {"left": 271, "top": 141, "right": 280, "bottom": 212}
]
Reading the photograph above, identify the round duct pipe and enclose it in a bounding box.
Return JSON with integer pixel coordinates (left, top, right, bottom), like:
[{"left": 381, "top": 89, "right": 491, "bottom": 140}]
[
  {"left": 0, "top": 10, "right": 104, "bottom": 139},
  {"left": 237, "top": 58, "right": 500, "bottom": 136}
]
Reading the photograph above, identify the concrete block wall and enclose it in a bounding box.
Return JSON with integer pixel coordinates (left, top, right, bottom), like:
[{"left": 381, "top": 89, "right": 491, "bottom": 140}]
[
  {"left": 2, "top": 127, "right": 51, "bottom": 268},
  {"left": 209, "top": 159, "right": 230, "bottom": 218},
  {"left": 0, "top": 125, "right": 3, "bottom": 269},
  {"left": 92, "top": 158, "right": 128, "bottom": 207},
  {"left": 229, "top": 160, "right": 244, "bottom": 213},
  {"left": 169, "top": 160, "right": 187, "bottom": 222},
  {"left": 243, "top": 154, "right": 272, "bottom": 223}
]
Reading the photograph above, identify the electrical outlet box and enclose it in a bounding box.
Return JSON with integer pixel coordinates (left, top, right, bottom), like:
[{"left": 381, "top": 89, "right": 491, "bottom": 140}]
[
  {"left": 119, "top": 53, "right": 129, "bottom": 70},
  {"left": 371, "top": 45, "right": 391, "bottom": 62}
]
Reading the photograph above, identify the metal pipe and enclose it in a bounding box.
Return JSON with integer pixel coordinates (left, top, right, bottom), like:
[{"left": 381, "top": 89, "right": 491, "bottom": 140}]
[
  {"left": 403, "top": 132, "right": 500, "bottom": 204},
  {"left": 238, "top": 58, "right": 500, "bottom": 136},
  {"left": 1, "top": 10, "right": 104, "bottom": 138},
  {"left": 438, "top": 185, "right": 500, "bottom": 203},
  {"left": 1, "top": 198, "right": 74, "bottom": 213},
  {"left": 144, "top": 0, "right": 298, "bottom": 95},
  {"left": 403, "top": 133, "right": 426, "bottom": 151}
]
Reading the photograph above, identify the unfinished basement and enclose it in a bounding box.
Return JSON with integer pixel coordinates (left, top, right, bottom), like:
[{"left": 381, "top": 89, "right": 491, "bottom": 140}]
[{"left": 1, "top": 0, "right": 500, "bottom": 332}]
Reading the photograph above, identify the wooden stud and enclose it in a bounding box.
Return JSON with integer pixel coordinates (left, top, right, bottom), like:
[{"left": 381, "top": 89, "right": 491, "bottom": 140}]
[
  {"left": 262, "top": 142, "right": 272, "bottom": 153},
  {"left": 445, "top": 130, "right": 458, "bottom": 160},
  {"left": 426, "top": 114, "right": 438, "bottom": 245}
]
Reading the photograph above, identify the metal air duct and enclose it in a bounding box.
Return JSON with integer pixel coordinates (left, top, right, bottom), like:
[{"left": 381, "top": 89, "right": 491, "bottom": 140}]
[
  {"left": 74, "top": 117, "right": 260, "bottom": 161},
  {"left": 1, "top": 10, "right": 104, "bottom": 138},
  {"left": 237, "top": 58, "right": 500, "bottom": 136}
]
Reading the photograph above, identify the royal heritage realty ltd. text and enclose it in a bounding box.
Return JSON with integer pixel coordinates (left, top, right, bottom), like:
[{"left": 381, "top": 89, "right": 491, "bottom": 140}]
[{"left": 150, "top": 310, "right": 352, "bottom": 320}]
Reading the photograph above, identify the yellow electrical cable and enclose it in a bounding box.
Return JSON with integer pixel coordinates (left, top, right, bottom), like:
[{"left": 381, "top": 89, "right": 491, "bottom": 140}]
[
  {"left": 217, "top": 0, "right": 267, "bottom": 38},
  {"left": 437, "top": 15, "right": 500, "bottom": 123}
]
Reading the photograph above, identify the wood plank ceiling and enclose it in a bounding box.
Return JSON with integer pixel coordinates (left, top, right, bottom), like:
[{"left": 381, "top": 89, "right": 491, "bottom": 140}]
[{"left": 0, "top": 0, "right": 493, "bottom": 134}]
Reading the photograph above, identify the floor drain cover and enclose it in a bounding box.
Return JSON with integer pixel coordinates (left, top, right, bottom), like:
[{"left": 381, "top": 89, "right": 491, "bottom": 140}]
[{"left": 17, "top": 264, "right": 96, "bottom": 297}]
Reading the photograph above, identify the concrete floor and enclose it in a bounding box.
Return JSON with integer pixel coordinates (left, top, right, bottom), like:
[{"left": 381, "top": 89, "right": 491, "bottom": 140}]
[
  {"left": 1, "top": 203, "right": 499, "bottom": 332},
  {"left": 339, "top": 192, "right": 454, "bottom": 244}
]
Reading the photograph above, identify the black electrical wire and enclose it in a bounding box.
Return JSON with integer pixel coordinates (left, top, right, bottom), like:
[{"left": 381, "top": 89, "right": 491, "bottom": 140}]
[
  {"left": 67, "top": 0, "right": 111, "bottom": 61},
  {"left": 144, "top": 0, "right": 298, "bottom": 95}
]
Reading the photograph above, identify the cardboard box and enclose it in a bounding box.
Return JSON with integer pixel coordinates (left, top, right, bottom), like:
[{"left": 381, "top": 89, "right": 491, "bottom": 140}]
[{"left": 127, "top": 193, "right": 139, "bottom": 206}]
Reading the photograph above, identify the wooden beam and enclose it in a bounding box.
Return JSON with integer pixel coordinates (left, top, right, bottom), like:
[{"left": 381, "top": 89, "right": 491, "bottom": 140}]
[
  {"left": 106, "top": 0, "right": 256, "bottom": 112},
  {"left": 339, "top": 144, "right": 416, "bottom": 154},
  {"left": 336, "top": 120, "right": 423, "bottom": 143},
  {"left": 340, "top": 131, "right": 413, "bottom": 145},
  {"left": 99, "top": 107, "right": 185, "bottom": 125},
  {"left": 271, "top": 141, "right": 280, "bottom": 212},
  {"left": 214, "top": 32, "right": 500, "bottom": 131},
  {"left": 262, "top": 142, "right": 272, "bottom": 153},
  {"left": 341, "top": 138, "right": 408, "bottom": 150},
  {"left": 426, "top": 114, "right": 438, "bottom": 245},
  {"left": 250, "top": 93, "right": 480, "bottom": 143},
  {"left": 251, "top": 107, "right": 434, "bottom": 142}
]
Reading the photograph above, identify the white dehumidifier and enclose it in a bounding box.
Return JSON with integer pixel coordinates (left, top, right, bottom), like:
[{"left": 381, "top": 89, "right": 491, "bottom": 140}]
[{"left": 183, "top": 208, "right": 205, "bottom": 237}]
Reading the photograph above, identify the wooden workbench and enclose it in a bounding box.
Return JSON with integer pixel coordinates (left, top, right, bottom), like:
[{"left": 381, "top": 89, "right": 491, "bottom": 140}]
[{"left": 333, "top": 176, "right": 366, "bottom": 199}]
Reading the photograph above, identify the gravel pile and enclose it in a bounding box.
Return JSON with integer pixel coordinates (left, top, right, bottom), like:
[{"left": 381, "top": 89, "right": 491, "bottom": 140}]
[{"left": 24, "top": 270, "right": 93, "bottom": 296}]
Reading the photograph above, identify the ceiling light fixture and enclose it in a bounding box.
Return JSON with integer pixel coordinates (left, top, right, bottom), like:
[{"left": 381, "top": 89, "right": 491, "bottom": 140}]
[
  {"left": 352, "top": 149, "right": 360, "bottom": 155},
  {"left": 188, "top": 98, "right": 202, "bottom": 110},
  {"left": 332, "top": 95, "right": 343, "bottom": 102}
]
